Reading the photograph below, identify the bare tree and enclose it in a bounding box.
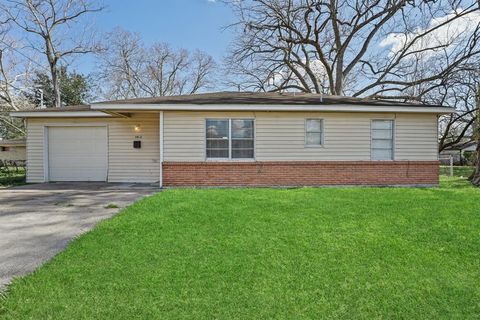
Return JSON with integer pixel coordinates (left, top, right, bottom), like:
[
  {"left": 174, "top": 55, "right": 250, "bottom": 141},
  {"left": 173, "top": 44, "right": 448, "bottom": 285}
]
[
  {"left": 95, "top": 29, "right": 144, "bottom": 99},
  {"left": 0, "top": 22, "right": 34, "bottom": 137},
  {"left": 188, "top": 50, "right": 217, "bottom": 94},
  {"left": 96, "top": 28, "right": 216, "bottom": 100},
  {"left": 436, "top": 68, "right": 479, "bottom": 152},
  {"left": 1, "top": 0, "right": 103, "bottom": 108},
  {"left": 226, "top": 0, "right": 480, "bottom": 100}
]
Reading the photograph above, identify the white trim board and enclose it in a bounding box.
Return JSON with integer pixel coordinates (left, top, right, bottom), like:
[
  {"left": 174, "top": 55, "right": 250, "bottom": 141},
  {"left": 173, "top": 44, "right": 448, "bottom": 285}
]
[
  {"left": 159, "top": 111, "right": 164, "bottom": 188},
  {"left": 12, "top": 111, "right": 111, "bottom": 118},
  {"left": 91, "top": 103, "right": 454, "bottom": 114}
]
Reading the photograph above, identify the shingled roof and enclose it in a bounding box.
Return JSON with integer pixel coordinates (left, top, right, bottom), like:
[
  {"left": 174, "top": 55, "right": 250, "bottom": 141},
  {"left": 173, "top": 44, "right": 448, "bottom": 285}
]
[
  {"left": 12, "top": 92, "right": 453, "bottom": 115},
  {"left": 94, "top": 92, "right": 442, "bottom": 107}
]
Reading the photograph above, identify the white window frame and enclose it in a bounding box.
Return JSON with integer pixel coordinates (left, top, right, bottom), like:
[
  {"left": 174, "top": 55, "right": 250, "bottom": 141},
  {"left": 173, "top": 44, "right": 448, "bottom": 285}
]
[
  {"left": 371, "top": 119, "right": 395, "bottom": 161},
  {"left": 205, "top": 118, "right": 255, "bottom": 161},
  {"left": 305, "top": 118, "right": 324, "bottom": 147}
]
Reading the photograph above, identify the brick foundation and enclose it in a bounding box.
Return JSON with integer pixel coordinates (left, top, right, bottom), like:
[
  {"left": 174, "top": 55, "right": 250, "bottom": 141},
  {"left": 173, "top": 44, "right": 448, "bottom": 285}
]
[{"left": 162, "top": 161, "right": 440, "bottom": 187}]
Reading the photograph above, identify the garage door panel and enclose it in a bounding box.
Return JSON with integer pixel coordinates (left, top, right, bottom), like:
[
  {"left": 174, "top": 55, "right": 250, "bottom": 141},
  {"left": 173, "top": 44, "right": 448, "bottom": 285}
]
[
  {"left": 49, "top": 155, "right": 106, "bottom": 165},
  {"left": 48, "top": 167, "right": 107, "bottom": 182},
  {"left": 48, "top": 127, "right": 108, "bottom": 182}
]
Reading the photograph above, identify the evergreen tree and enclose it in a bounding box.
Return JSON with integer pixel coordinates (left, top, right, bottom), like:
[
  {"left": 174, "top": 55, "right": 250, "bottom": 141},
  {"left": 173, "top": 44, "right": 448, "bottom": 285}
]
[{"left": 29, "top": 67, "right": 92, "bottom": 108}]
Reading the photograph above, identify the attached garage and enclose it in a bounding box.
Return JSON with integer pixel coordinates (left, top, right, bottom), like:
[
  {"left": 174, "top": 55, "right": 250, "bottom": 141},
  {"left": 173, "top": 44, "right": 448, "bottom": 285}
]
[{"left": 47, "top": 126, "right": 108, "bottom": 182}]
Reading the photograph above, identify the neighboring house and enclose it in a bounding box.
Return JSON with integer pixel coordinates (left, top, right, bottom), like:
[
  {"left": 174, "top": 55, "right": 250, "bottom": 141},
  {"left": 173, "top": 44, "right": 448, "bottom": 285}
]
[
  {"left": 440, "top": 141, "right": 477, "bottom": 165},
  {"left": 0, "top": 139, "right": 26, "bottom": 162},
  {"left": 12, "top": 92, "right": 453, "bottom": 187}
]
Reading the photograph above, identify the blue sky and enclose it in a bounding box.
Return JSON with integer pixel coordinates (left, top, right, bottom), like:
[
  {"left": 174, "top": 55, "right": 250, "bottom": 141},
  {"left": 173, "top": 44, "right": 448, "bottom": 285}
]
[{"left": 74, "top": 0, "right": 235, "bottom": 74}]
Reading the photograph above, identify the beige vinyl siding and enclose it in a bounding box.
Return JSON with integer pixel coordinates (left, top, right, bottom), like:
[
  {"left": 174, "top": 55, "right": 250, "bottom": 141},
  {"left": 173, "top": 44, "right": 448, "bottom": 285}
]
[
  {"left": 26, "top": 120, "right": 45, "bottom": 182},
  {"left": 26, "top": 114, "right": 159, "bottom": 183},
  {"left": 163, "top": 111, "right": 438, "bottom": 162},
  {"left": 256, "top": 112, "right": 381, "bottom": 160},
  {"left": 108, "top": 114, "right": 159, "bottom": 182},
  {"left": 164, "top": 112, "right": 255, "bottom": 161},
  {"left": 395, "top": 113, "right": 438, "bottom": 160}
]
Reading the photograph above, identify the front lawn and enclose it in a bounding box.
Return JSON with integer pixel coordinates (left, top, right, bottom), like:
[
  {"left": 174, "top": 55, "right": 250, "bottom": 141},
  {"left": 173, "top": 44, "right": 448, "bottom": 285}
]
[{"left": 1, "top": 178, "right": 479, "bottom": 319}]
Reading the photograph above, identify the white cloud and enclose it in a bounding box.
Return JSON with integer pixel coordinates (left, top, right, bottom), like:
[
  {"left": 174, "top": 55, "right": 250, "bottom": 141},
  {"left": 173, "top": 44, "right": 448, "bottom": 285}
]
[
  {"left": 380, "top": 9, "right": 480, "bottom": 58},
  {"left": 267, "top": 58, "right": 327, "bottom": 87}
]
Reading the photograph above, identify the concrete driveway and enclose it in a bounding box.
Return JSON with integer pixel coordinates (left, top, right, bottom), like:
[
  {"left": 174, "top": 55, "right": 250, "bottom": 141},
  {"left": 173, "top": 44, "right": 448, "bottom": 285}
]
[{"left": 0, "top": 182, "right": 158, "bottom": 290}]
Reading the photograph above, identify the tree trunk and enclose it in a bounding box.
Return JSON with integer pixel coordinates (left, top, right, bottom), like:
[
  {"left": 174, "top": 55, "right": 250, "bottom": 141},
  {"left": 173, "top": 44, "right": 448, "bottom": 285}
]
[
  {"left": 45, "top": 37, "right": 61, "bottom": 108},
  {"left": 51, "top": 65, "right": 61, "bottom": 108},
  {"left": 469, "top": 143, "right": 480, "bottom": 185},
  {"left": 468, "top": 87, "right": 480, "bottom": 186}
]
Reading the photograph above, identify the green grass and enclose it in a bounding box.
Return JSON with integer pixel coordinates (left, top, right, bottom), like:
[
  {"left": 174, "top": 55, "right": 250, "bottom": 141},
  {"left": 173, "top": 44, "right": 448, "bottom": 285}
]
[
  {"left": 0, "top": 168, "right": 26, "bottom": 188},
  {"left": 440, "top": 165, "right": 474, "bottom": 177},
  {"left": 1, "top": 178, "right": 480, "bottom": 319}
]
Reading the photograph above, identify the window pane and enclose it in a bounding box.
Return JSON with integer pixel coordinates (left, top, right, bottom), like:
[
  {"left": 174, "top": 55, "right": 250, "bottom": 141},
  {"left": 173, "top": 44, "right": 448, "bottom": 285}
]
[
  {"left": 306, "top": 132, "right": 322, "bottom": 145},
  {"left": 306, "top": 119, "right": 322, "bottom": 132},
  {"left": 372, "top": 149, "right": 392, "bottom": 160},
  {"left": 372, "top": 139, "right": 392, "bottom": 149},
  {"left": 372, "top": 120, "right": 393, "bottom": 130},
  {"left": 206, "top": 149, "right": 229, "bottom": 158},
  {"left": 207, "top": 139, "right": 229, "bottom": 149},
  {"left": 232, "top": 149, "right": 254, "bottom": 158},
  {"left": 371, "top": 120, "right": 393, "bottom": 160},
  {"left": 372, "top": 129, "right": 392, "bottom": 139},
  {"left": 206, "top": 119, "right": 229, "bottom": 139},
  {"left": 232, "top": 120, "right": 254, "bottom": 138},
  {"left": 232, "top": 119, "right": 253, "bottom": 129},
  {"left": 232, "top": 120, "right": 254, "bottom": 158},
  {"left": 232, "top": 128, "right": 253, "bottom": 139},
  {"left": 232, "top": 139, "right": 254, "bottom": 149}
]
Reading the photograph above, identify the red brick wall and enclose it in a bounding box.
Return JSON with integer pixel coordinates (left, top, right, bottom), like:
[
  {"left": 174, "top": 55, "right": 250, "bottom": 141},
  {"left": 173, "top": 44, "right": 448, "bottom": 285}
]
[{"left": 162, "top": 161, "right": 440, "bottom": 187}]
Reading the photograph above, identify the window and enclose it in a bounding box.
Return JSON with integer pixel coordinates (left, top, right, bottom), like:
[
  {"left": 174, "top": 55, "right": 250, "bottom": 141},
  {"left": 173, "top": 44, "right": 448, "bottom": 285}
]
[
  {"left": 206, "top": 119, "right": 229, "bottom": 158},
  {"left": 232, "top": 119, "right": 254, "bottom": 158},
  {"left": 1, "top": 147, "right": 9, "bottom": 152},
  {"left": 371, "top": 120, "right": 394, "bottom": 160},
  {"left": 305, "top": 119, "right": 324, "bottom": 146},
  {"left": 206, "top": 119, "right": 254, "bottom": 159}
]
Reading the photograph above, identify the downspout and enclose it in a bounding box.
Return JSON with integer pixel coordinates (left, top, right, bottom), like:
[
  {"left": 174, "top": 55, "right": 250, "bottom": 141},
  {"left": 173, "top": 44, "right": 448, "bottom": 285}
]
[{"left": 159, "top": 111, "right": 164, "bottom": 188}]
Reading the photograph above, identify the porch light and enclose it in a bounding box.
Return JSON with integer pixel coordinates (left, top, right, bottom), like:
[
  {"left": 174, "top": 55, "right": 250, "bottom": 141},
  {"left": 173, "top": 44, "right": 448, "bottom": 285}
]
[{"left": 134, "top": 124, "right": 142, "bottom": 132}]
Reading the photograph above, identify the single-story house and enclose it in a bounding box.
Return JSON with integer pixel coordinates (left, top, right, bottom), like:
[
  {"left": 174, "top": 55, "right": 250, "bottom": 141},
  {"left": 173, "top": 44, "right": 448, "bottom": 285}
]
[
  {"left": 12, "top": 92, "right": 453, "bottom": 187},
  {"left": 0, "top": 139, "right": 26, "bottom": 162}
]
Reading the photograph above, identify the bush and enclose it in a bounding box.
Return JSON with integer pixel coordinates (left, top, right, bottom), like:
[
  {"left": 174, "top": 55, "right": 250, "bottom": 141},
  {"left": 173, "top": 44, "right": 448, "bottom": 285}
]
[{"left": 0, "top": 167, "right": 26, "bottom": 187}]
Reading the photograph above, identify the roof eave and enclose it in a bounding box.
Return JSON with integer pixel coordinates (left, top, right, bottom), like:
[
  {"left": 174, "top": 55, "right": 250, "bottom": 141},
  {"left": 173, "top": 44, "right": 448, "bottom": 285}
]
[
  {"left": 91, "top": 103, "right": 455, "bottom": 114},
  {"left": 10, "top": 111, "right": 112, "bottom": 118}
]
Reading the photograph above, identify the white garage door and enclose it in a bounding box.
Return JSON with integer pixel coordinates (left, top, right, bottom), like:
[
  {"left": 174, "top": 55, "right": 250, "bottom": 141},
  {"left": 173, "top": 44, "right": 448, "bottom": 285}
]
[{"left": 48, "top": 126, "right": 108, "bottom": 181}]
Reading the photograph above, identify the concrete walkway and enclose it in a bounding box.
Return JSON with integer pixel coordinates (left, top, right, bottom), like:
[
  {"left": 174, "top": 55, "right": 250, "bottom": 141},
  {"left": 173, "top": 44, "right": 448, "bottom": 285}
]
[{"left": 0, "top": 182, "right": 158, "bottom": 290}]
